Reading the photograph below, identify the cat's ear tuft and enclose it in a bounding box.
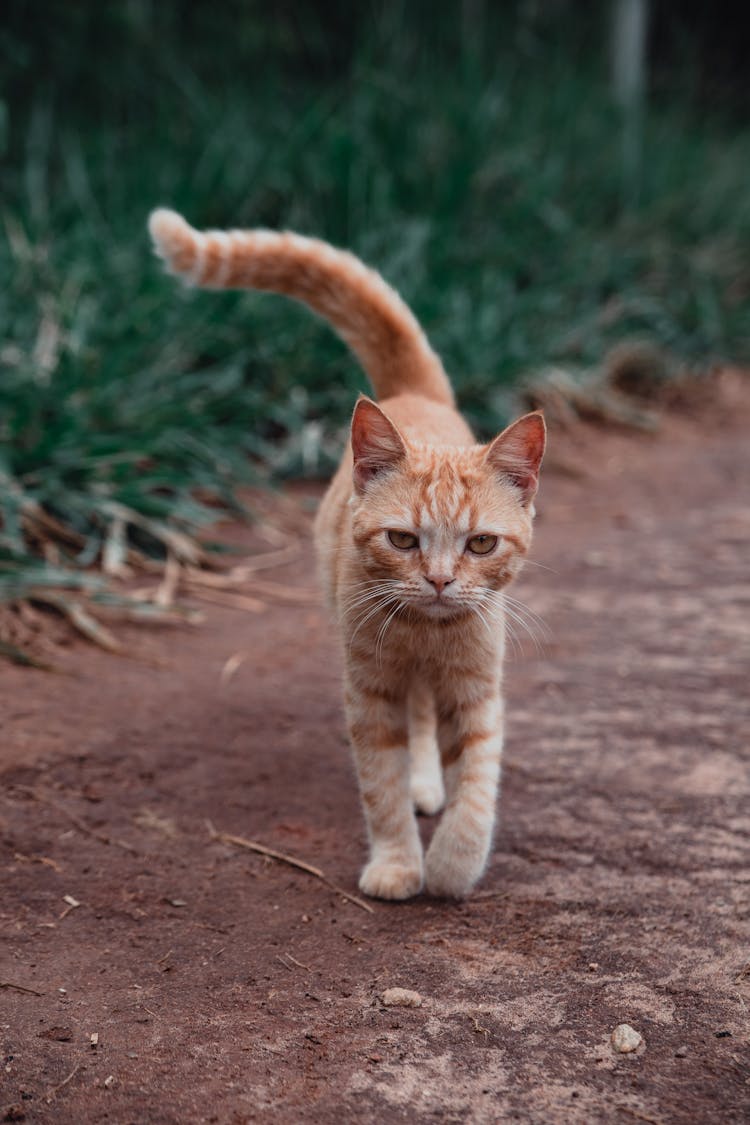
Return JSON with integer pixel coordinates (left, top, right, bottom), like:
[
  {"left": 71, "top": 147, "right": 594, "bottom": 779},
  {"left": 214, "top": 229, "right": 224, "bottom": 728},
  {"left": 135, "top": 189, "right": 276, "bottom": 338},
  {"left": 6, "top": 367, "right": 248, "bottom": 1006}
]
[
  {"left": 351, "top": 397, "right": 406, "bottom": 493},
  {"left": 484, "top": 412, "right": 546, "bottom": 507}
]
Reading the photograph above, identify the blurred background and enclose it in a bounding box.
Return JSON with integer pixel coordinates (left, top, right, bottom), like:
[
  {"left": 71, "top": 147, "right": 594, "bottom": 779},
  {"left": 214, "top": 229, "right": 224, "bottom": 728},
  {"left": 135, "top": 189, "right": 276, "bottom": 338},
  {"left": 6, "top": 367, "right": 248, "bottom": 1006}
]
[{"left": 1, "top": 0, "right": 748, "bottom": 609}]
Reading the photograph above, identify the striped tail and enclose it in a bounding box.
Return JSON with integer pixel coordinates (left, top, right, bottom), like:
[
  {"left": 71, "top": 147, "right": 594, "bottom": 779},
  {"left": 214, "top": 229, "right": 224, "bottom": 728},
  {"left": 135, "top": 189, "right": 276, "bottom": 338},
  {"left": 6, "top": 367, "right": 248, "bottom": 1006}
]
[{"left": 148, "top": 208, "right": 454, "bottom": 406}]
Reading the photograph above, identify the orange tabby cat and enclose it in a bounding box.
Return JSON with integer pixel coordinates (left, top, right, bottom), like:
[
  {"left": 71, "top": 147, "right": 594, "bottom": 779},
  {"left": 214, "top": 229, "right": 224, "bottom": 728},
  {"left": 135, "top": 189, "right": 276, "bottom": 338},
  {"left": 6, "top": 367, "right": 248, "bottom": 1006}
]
[{"left": 148, "top": 209, "right": 546, "bottom": 900}]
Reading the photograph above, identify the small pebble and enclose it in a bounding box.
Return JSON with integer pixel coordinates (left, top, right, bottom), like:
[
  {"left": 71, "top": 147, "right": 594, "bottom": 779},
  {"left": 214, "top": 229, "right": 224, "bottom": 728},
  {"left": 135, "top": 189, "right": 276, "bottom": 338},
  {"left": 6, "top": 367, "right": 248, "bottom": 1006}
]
[
  {"left": 588, "top": 962, "right": 599, "bottom": 972},
  {"left": 381, "top": 987, "right": 422, "bottom": 1008},
  {"left": 104, "top": 1075, "right": 115, "bottom": 1089},
  {"left": 675, "top": 1045, "right": 688, "bottom": 1058},
  {"left": 611, "top": 1024, "right": 643, "bottom": 1053}
]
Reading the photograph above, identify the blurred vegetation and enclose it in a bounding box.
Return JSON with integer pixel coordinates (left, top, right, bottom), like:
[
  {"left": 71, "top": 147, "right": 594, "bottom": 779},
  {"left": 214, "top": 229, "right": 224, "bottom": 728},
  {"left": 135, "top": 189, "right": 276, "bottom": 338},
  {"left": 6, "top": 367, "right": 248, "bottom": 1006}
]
[{"left": 1, "top": 1, "right": 749, "bottom": 608}]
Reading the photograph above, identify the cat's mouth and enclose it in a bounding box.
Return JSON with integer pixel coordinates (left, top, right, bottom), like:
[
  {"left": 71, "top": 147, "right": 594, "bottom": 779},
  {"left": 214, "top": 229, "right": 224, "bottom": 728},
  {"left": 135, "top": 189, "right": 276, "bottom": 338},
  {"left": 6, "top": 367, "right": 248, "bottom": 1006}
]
[{"left": 411, "top": 596, "right": 464, "bottom": 619}]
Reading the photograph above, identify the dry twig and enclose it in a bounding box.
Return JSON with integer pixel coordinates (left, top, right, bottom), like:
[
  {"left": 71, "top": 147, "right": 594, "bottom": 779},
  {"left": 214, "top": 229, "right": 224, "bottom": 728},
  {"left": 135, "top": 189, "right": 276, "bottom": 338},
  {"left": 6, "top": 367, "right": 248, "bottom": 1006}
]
[
  {"left": 46, "top": 1063, "right": 84, "bottom": 1102},
  {"left": 207, "top": 821, "right": 374, "bottom": 914},
  {"left": 0, "top": 981, "right": 43, "bottom": 996},
  {"left": 280, "top": 953, "right": 311, "bottom": 971}
]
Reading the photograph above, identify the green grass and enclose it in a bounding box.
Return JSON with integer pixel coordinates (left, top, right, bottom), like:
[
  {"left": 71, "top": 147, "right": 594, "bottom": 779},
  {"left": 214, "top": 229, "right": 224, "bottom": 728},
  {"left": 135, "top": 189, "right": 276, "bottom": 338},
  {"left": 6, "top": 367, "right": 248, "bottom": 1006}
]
[{"left": 1, "top": 13, "right": 749, "bottom": 609}]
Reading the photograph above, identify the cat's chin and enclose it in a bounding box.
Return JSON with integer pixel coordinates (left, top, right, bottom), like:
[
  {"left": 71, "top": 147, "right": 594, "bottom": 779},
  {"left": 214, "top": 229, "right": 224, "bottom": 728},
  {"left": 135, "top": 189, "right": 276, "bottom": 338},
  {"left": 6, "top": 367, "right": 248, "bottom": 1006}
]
[{"left": 411, "top": 599, "right": 466, "bottom": 621}]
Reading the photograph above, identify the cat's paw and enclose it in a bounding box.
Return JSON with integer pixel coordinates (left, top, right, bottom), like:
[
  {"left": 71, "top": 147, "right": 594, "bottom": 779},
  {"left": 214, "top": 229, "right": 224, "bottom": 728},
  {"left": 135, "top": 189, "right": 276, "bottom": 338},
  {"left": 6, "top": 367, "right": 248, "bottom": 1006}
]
[
  {"left": 359, "top": 858, "right": 423, "bottom": 901},
  {"left": 410, "top": 774, "right": 445, "bottom": 816},
  {"left": 424, "top": 839, "right": 488, "bottom": 899}
]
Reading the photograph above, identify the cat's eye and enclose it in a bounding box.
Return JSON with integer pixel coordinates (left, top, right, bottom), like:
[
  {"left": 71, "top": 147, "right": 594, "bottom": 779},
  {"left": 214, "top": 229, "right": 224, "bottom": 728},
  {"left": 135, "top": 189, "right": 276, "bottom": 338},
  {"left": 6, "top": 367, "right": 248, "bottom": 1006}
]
[
  {"left": 466, "top": 534, "right": 498, "bottom": 555},
  {"left": 388, "top": 530, "right": 419, "bottom": 550}
]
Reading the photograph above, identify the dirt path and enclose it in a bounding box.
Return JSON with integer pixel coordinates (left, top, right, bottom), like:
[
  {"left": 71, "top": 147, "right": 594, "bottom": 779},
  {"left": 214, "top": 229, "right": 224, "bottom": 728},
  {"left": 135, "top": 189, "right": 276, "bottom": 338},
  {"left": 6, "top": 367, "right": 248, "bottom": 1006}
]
[{"left": 2, "top": 385, "right": 749, "bottom": 1124}]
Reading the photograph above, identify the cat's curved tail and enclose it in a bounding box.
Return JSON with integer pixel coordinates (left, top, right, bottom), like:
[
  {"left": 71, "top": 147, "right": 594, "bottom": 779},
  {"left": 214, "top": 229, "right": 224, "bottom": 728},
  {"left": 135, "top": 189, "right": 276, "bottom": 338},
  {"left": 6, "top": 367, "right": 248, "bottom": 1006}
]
[{"left": 148, "top": 209, "right": 454, "bottom": 406}]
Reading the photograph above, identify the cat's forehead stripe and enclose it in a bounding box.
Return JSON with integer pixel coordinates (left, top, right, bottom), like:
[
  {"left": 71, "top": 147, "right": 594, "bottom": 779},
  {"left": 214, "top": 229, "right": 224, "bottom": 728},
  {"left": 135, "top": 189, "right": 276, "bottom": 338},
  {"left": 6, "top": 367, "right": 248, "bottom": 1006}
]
[
  {"left": 409, "top": 459, "right": 476, "bottom": 528},
  {"left": 414, "top": 494, "right": 474, "bottom": 534}
]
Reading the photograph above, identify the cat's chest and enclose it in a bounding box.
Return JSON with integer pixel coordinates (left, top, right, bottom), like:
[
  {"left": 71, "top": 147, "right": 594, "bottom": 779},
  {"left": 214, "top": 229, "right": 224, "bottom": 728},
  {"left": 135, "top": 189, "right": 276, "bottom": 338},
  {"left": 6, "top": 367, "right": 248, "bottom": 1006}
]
[{"left": 377, "top": 614, "right": 502, "bottom": 684}]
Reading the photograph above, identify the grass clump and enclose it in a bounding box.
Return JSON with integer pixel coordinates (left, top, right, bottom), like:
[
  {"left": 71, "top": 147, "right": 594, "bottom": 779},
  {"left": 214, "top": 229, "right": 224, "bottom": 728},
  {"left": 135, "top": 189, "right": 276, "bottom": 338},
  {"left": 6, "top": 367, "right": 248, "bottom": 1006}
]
[{"left": 1, "top": 4, "right": 749, "bottom": 628}]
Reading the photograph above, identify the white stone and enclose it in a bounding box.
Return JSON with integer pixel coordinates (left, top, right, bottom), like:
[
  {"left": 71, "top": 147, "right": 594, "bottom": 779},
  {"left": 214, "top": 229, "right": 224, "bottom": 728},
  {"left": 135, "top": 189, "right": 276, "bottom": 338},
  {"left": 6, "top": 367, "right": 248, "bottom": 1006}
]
[
  {"left": 381, "top": 987, "right": 422, "bottom": 1008},
  {"left": 611, "top": 1024, "right": 643, "bottom": 1053}
]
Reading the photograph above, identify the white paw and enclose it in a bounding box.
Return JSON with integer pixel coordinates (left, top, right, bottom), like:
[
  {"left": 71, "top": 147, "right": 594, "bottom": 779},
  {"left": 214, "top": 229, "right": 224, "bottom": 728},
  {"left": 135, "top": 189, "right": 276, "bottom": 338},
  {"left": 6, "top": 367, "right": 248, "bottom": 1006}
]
[
  {"left": 411, "top": 774, "right": 446, "bottom": 816},
  {"left": 424, "top": 837, "right": 489, "bottom": 898},
  {"left": 359, "top": 858, "right": 423, "bottom": 901}
]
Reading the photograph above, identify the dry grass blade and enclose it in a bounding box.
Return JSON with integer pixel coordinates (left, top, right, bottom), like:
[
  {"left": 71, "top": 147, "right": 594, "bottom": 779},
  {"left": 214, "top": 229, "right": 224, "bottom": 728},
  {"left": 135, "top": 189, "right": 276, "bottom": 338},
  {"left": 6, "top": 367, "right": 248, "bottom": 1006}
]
[
  {"left": 14, "top": 785, "right": 140, "bottom": 855},
  {"left": 182, "top": 541, "right": 301, "bottom": 587},
  {"left": 247, "top": 579, "right": 319, "bottom": 604},
  {"left": 22, "top": 501, "right": 86, "bottom": 551},
  {"left": 187, "top": 587, "right": 265, "bottom": 613},
  {"left": 220, "top": 650, "right": 249, "bottom": 685},
  {"left": 523, "top": 365, "right": 660, "bottom": 431},
  {"left": 616, "top": 1108, "right": 664, "bottom": 1125},
  {"left": 228, "top": 541, "right": 301, "bottom": 576},
  {"left": 0, "top": 637, "right": 57, "bottom": 671},
  {"left": 92, "top": 595, "right": 203, "bottom": 628},
  {"left": 207, "top": 821, "right": 374, "bottom": 914},
  {"left": 102, "top": 500, "right": 208, "bottom": 566},
  {"left": 155, "top": 551, "right": 181, "bottom": 608},
  {"left": 29, "top": 592, "right": 123, "bottom": 652},
  {"left": 102, "top": 514, "right": 130, "bottom": 577},
  {"left": 256, "top": 520, "right": 290, "bottom": 547}
]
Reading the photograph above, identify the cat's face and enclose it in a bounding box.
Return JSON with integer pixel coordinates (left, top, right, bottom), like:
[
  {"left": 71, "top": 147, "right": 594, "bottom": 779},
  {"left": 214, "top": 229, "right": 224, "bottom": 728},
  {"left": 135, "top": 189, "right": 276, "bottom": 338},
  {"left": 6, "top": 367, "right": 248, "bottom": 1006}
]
[{"left": 349, "top": 399, "right": 545, "bottom": 620}]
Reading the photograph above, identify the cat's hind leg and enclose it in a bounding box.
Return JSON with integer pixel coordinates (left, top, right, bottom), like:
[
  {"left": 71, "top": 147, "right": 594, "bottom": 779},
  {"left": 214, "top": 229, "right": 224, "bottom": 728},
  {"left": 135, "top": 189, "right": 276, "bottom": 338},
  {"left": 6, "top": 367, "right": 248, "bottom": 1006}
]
[{"left": 408, "top": 682, "right": 445, "bottom": 816}]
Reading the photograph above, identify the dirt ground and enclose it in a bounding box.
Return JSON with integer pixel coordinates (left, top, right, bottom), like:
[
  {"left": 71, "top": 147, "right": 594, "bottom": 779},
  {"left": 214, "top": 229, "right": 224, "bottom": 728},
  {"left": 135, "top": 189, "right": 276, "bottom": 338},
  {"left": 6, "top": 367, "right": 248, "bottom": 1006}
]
[{"left": 2, "top": 376, "right": 749, "bottom": 1124}]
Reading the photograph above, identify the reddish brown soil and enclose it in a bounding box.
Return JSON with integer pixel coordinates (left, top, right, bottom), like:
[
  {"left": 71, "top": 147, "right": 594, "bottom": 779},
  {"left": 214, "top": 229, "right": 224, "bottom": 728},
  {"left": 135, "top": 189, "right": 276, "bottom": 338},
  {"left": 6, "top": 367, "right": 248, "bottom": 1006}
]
[{"left": 2, "top": 381, "right": 749, "bottom": 1124}]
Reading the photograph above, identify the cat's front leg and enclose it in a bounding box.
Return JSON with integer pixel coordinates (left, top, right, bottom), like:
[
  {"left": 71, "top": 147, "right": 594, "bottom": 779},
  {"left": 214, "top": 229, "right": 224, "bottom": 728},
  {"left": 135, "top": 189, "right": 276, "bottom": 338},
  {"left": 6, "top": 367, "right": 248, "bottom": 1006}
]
[
  {"left": 408, "top": 681, "right": 445, "bottom": 815},
  {"left": 346, "top": 682, "right": 423, "bottom": 900},
  {"left": 424, "top": 692, "right": 503, "bottom": 898}
]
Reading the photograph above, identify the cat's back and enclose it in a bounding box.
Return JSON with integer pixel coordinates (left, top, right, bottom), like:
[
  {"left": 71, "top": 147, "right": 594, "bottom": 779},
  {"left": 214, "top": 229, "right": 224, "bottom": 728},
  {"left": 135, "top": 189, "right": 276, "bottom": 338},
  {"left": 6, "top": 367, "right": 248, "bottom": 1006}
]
[{"left": 377, "top": 393, "right": 474, "bottom": 448}]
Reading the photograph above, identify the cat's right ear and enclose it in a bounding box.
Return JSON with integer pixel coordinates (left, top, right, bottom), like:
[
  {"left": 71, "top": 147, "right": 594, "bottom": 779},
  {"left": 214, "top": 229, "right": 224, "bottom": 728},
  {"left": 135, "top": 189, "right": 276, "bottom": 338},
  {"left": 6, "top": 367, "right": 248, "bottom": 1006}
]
[{"left": 351, "top": 397, "right": 406, "bottom": 493}]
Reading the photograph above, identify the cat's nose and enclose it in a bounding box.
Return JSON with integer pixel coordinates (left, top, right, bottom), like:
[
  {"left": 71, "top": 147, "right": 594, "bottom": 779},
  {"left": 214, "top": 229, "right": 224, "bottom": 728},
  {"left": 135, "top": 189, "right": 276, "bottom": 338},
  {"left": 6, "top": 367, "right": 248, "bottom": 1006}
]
[{"left": 425, "top": 575, "right": 455, "bottom": 595}]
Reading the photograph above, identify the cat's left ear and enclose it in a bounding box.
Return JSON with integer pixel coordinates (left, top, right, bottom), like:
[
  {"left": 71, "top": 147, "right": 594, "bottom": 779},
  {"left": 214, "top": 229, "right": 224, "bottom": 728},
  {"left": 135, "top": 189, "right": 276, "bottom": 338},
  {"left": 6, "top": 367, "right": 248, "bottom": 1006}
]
[
  {"left": 484, "top": 412, "right": 546, "bottom": 507},
  {"left": 351, "top": 396, "right": 407, "bottom": 493}
]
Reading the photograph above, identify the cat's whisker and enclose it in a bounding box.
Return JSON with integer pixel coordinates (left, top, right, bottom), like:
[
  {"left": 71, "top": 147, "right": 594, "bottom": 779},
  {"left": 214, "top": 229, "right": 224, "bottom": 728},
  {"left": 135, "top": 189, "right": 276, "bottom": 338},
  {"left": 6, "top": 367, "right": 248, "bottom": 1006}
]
[
  {"left": 471, "top": 600, "right": 499, "bottom": 648},
  {"left": 347, "top": 594, "right": 398, "bottom": 629},
  {"left": 503, "top": 607, "right": 544, "bottom": 655},
  {"left": 341, "top": 584, "right": 400, "bottom": 613},
  {"left": 500, "top": 592, "right": 552, "bottom": 642},
  {"left": 503, "top": 618, "right": 525, "bottom": 660},
  {"left": 347, "top": 594, "right": 401, "bottom": 648},
  {"left": 477, "top": 590, "right": 523, "bottom": 659},
  {"left": 340, "top": 578, "right": 401, "bottom": 608},
  {"left": 488, "top": 591, "right": 548, "bottom": 656},
  {"left": 374, "top": 600, "right": 406, "bottom": 669},
  {"left": 519, "top": 558, "right": 559, "bottom": 574}
]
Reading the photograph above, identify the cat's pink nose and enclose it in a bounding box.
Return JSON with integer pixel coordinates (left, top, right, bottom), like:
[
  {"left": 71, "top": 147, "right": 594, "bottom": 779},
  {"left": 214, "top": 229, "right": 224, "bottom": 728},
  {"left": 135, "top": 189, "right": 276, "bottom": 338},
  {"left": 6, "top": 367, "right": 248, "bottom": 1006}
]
[{"left": 426, "top": 575, "right": 455, "bottom": 595}]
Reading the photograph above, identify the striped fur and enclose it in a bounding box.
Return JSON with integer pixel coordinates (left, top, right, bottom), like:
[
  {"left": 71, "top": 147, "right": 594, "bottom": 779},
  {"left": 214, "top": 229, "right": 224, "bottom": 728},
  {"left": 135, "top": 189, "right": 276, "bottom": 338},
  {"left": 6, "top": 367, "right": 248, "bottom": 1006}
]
[{"left": 149, "top": 208, "right": 546, "bottom": 900}]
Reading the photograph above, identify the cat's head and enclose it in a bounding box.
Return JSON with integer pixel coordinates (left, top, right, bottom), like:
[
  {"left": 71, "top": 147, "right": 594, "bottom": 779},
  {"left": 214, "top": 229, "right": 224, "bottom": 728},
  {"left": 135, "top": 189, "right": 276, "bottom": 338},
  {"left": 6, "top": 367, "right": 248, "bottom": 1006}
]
[{"left": 348, "top": 397, "right": 546, "bottom": 620}]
